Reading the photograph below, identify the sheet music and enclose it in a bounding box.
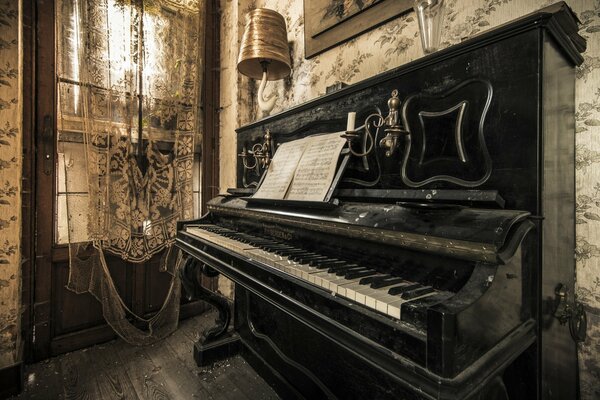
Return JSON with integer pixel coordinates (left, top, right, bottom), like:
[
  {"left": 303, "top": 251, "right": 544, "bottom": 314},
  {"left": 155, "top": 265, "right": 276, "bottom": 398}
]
[
  {"left": 252, "top": 139, "right": 309, "bottom": 199},
  {"left": 286, "top": 132, "right": 347, "bottom": 201}
]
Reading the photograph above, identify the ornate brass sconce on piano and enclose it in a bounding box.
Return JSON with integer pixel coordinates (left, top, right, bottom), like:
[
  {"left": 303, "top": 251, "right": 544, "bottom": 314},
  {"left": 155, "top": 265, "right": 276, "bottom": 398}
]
[
  {"left": 238, "top": 129, "right": 272, "bottom": 189},
  {"left": 177, "top": 3, "right": 587, "bottom": 399}
]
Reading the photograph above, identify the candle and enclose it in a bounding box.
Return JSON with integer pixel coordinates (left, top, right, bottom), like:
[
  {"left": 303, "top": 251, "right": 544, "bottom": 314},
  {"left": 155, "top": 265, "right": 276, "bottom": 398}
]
[{"left": 346, "top": 112, "right": 356, "bottom": 132}]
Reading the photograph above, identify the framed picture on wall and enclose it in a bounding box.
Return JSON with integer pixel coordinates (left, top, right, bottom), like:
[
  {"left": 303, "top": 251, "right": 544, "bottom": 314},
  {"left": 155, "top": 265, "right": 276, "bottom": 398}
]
[{"left": 304, "top": 0, "right": 413, "bottom": 58}]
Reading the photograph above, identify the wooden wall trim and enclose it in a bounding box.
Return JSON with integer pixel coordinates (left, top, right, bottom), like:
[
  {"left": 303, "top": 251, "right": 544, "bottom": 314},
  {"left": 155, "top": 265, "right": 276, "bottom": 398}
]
[
  {"left": 20, "top": 0, "right": 36, "bottom": 364},
  {"left": 32, "top": 0, "right": 56, "bottom": 362},
  {"left": 200, "top": 0, "right": 220, "bottom": 214},
  {"left": 0, "top": 358, "right": 24, "bottom": 399}
]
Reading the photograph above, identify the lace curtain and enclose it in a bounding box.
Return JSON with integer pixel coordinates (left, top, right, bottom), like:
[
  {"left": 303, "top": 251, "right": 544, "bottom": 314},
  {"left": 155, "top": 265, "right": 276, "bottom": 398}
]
[{"left": 57, "top": 0, "right": 204, "bottom": 344}]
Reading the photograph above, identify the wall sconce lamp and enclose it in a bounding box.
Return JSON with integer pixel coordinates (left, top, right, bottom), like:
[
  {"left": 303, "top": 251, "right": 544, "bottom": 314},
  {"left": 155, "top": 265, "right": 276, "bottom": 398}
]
[{"left": 237, "top": 8, "right": 292, "bottom": 115}]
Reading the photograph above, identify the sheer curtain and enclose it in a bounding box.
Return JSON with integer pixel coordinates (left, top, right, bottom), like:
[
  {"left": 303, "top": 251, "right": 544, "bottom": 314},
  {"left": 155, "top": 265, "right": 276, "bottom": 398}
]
[{"left": 56, "top": 0, "right": 204, "bottom": 344}]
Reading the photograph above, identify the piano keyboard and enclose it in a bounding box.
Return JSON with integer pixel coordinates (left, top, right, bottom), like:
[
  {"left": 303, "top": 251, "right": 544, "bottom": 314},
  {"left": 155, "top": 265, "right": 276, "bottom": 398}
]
[{"left": 185, "top": 224, "right": 438, "bottom": 320}]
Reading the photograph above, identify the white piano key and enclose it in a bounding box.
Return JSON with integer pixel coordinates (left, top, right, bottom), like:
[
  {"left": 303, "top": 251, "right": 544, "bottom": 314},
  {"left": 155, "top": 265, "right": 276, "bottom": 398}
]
[
  {"left": 340, "top": 282, "right": 363, "bottom": 301},
  {"left": 375, "top": 293, "right": 400, "bottom": 314},
  {"left": 355, "top": 286, "right": 382, "bottom": 305},
  {"left": 296, "top": 265, "right": 314, "bottom": 281},
  {"left": 365, "top": 289, "right": 385, "bottom": 309},
  {"left": 327, "top": 276, "right": 346, "bottom": 293},
  {"left": 387, "top": 299, "right": 404, "bottom": 319},
  {"left": 279, "top": 260, "right": 300, "bottom": 275},
  {"left": 311, "top": 271, "right": 334, "bottom": 289}
]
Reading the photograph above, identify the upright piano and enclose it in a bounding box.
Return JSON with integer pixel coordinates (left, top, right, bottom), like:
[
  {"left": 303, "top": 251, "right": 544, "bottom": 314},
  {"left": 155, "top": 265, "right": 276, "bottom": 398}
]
[{"left": 177, "top": 3, "right": 586, "bottom": 399}]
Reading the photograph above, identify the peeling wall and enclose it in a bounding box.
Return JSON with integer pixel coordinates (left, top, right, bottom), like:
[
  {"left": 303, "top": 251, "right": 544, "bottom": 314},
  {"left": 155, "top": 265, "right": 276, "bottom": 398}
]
[
  {"left": 0, "top": 0, "right": 21, "bottom": 368},
  {"left": 218, "top": 1, "right": 600, "bottom": 397}
]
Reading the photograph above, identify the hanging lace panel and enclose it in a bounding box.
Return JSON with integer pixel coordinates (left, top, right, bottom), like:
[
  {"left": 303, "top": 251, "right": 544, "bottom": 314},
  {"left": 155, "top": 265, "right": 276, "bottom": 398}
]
[{"left": 56, "top": 0, "right": 204, "bottom": 344}]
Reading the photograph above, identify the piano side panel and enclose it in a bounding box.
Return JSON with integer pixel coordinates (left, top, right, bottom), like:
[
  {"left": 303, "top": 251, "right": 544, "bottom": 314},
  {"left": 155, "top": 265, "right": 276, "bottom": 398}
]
[
  {"left": 539, "top": 33, "right": 577, "bottom": 400},
  {"left": 427, "top": 240, "right": 535, "bottom": 378}
]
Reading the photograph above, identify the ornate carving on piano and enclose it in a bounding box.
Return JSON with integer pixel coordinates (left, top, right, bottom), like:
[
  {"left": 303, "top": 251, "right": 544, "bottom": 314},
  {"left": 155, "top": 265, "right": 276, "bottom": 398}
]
[
  {"left": 418, "top": 101, "right": 468, "bottom": 163},
  {"left": 293, "top": 81, "right": 493, "bottom": 191},
  {"left": 242, "top": 292, "right": 336, "bottom": 399},
  {"left": 179, "top": 256, "right": 239, "bottom": 366},
  {"left": 235, "top": 80, "right": 495, "bottom": 192},
  {"left": 401, "top": 79, "right": 493, "bottom": 187}
]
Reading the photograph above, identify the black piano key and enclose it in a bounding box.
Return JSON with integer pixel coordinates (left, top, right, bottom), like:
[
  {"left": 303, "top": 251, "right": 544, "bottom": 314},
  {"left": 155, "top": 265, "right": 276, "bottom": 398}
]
[
  {"left": 291, "top": 253, "right": 321, "bottom": 261},
  {"left": 335, "top": 266, "right": 364, "bottom": 276},
  {"left": 345, "top": 269, "right": 378, "bottom": 279},
  {"left": 312, "top": 260, "right": 345, "bottom": 268},
  {"left": 248, "top": 239, "right": 272, "bottom": 244},
  {"left": 308, "top": 258, "right": 339, "bottom": 267},
  {"left": 275, "top": 249, "right": 305, "bottom": 256},
  {"left": 359, "top": 274, "right": 393, "bottom": 286},
  {"left": 296, "top": 255, "right": 328, "bottom": 264},
  {"left": 260, "top": 244, "right": 290, "bottom": 251},
  {"left": 263, "top": 243, "right": 289, "bottom": 248},
  {"left": 427, "top": 267, "right": 457, "bottom": 291},
  {"left": 370, "top": 277, "right": 407, "bottom": 289},
  {"left": 401, "top": 286, "right": 435, "bottom": 300},
  {"left": 298, "top": 254, "right": 325, "bottom": 260},
  {"left": 388, "top": 283, "right": 421, "bottom": 296},
  {"left": 327, "top": 263, "right": 359, "bottom": 273}
]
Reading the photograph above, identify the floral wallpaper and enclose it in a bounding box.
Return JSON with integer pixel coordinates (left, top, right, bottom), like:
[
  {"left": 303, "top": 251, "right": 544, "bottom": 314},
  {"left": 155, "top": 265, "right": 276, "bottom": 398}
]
[
  {"left": 0, "top": 0, "right": 21, "bottom": 369},
  {"left": 218, "top": 0, "right": 600, "bottom": 397}
]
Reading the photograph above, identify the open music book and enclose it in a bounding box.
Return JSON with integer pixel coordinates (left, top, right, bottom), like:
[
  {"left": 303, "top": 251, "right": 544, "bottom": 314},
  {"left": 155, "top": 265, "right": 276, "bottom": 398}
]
[{"left": 252, "top": 132, "right": 347, "bottom": 202}]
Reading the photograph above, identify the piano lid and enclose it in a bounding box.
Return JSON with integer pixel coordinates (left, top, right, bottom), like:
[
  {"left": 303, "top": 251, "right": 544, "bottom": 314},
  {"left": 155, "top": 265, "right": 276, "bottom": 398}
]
[{"left": 207, "top": 196, "right": 531, "bottom": 264}]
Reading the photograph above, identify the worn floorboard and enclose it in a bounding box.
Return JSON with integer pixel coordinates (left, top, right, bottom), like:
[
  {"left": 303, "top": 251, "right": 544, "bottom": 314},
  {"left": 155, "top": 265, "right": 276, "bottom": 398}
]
[
  {"left": 88, "top": 343, "right": 139, "bottom": 400},
  {"left": 11, "top": 314, "right": 279, "bottom": 400},
  {"left": 17, "top": 355, "right": 63, "bottom": 399}
]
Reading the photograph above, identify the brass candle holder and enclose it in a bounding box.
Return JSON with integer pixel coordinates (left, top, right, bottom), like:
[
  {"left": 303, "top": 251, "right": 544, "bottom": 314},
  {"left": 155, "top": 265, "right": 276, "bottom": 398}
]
[{"left": 238, "top": 130, "right": 272, "bottom": 187}]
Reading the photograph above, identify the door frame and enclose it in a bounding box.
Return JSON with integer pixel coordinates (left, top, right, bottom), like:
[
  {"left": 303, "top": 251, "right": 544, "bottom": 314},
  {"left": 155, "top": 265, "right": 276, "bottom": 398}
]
[{"left": 30, "top": 0, "right": 220, "bottom": 361}]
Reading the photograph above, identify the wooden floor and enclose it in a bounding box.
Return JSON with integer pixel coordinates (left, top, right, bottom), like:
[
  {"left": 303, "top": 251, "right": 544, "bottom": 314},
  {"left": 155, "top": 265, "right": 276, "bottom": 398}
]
[{"left": 11, "top": 312, "right": 280, "bottom": 399}]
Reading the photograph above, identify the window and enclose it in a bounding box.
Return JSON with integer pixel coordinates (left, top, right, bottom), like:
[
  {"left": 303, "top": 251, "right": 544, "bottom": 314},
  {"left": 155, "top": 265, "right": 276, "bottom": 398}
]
[{"left": 55, "top": 0, "right": 203, "bottom": 245}]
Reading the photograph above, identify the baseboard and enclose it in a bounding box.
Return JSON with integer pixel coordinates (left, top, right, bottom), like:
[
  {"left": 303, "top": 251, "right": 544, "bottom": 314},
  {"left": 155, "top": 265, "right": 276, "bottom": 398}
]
[
  {"left": 50, "top": 324, "right": 116, "bottom": 356},
  {"left": 49, "top": 301, "right": 209, "bottom": 356},
  {"left": 0, "top": 343, "right": 24, "bottom": 399}
]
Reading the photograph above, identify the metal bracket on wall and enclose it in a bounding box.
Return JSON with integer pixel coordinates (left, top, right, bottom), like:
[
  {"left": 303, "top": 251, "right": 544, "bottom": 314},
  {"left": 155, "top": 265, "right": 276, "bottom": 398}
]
[
  {"left": 553, "top": 283, "right": 587, "bottom": 342},
  {"left": 42, "top": 115, "right": 54, "bottom": 175}
]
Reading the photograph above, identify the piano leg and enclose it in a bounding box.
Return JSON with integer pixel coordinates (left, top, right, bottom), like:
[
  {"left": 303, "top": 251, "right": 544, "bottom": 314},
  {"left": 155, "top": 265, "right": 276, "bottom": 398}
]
[{"left": 180, "top": 257, "right": 240, "bottom": 366}]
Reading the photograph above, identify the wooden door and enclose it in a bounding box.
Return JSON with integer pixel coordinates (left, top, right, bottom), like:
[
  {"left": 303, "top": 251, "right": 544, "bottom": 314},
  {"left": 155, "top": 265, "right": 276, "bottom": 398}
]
[{"left": 31, "top": 0, "right": 219, "bottom": 360}]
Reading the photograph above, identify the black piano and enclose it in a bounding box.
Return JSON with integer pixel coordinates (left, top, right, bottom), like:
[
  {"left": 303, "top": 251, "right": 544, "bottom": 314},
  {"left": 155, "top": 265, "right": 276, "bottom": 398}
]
[{"left": 176, "top": 3, "right": 586, "bottom": 399}]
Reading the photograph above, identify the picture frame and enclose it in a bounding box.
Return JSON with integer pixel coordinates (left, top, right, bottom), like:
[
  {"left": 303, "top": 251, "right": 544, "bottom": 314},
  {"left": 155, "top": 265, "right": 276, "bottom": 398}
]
[{"left": 304, "top": 0, "right": 413, "bottom": 59}]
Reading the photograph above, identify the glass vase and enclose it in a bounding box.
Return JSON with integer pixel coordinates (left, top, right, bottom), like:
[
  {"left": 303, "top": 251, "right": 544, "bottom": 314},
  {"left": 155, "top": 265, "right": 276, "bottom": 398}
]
[{"left": 414, "top": 0, "right": 445, "bottom": 54}]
